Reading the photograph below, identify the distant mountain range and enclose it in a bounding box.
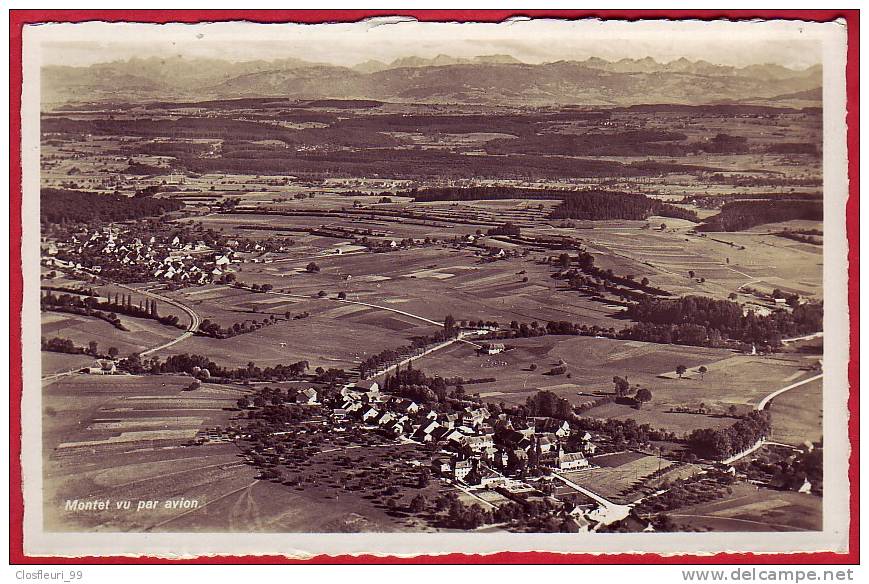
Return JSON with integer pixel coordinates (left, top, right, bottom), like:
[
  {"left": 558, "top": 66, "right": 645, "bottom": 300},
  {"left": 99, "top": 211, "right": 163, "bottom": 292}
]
[{"left": 42, "top": 55, "right": 822, "bottom": 107}]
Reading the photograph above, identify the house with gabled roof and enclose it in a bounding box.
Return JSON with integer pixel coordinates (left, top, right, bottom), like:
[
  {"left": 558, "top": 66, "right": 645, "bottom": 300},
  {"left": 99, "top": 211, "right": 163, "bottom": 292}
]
[
  {"left": 557, "top": 451, "right": 589, "bottom": 471},
  {"left": 411, "top": 420, "right": 440, "bottom": 443},
  {"left": 497, "top": 428, "right": 531, "bottom": 450},
  {"left": 386, "top": 422, "right": 405, "bottom": 437},
  {"left": 471, "top": 465, "right": 505, "bottom": 488},
  {"left": 375, "top": 411, "right": 396, "bottom": 426},
  {"left": 84, "top": 360, "right": 117, "bottom": 375},
  {"left": 534, "top": 417, "right": 571, "bottom": 438},
  {"left": 464, "top": 434, "right": 495, "bottom": 452},
  {"left": 358, "top": 380, "right": 380, "bottom": 393},
  {"left": 452, "top": 458, "right": 474, "bottom": 482},
  {"left": 342, "top": 400, "right": 363, "bottom": 414},
  {"left": 390, "top": 397, "right": 419, "bottom": 415},
  {"left": 432, "top": 457, "right": 452, "bottom": 475},
  {"left": 441, "top": 413, "right": 459, "bottom": 428},
  {"left": 461, "top": 406, "right": 490, "bottom": 428},
  {"left": 537, "top": 433, "right": 559, "bottom": 454},
  {"left": 361, "top": 406, "right": 380, "bottom": 422},
  {"left": 295, "top": 387, "right": 318, "bottom": 405}
]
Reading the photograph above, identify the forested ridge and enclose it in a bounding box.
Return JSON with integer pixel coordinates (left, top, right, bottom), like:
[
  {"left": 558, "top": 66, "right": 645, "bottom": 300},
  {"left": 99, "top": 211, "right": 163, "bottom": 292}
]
[
  {"left": 407, "top": 187, "right": 699, "bottom": 222},
  {"left": 41, "top": 189, "right": 183, "bottom": 225},
  {"left": 698, "top": 200, "right": 822, "bottom": 232},
  {"left": 624, "top": 295, "right": 823, "bottom": 346}
]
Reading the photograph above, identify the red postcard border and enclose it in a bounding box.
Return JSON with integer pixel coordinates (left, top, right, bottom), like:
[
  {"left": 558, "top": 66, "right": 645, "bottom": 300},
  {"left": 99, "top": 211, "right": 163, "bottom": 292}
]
[{"left": 8, "top": 8, "right": 860, "bottom": 565}]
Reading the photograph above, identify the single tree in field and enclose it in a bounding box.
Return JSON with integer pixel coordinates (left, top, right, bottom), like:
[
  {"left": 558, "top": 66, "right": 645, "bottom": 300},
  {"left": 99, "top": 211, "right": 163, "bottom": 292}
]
[
  {"left": 337, "top": 291, "right": 347, "bottom": 300},
  {"left": 409, "top": 494, "right": 427, "bottom": 514},
  {"left": 612, "top": 375, "right": 630, "bottom": 397},
  {"left": 728, "top": 292, "right": 738, "bottom": 301},
  {"left": 641, "top": 277, "right": 650, "bottom": 287},
  {"left": 306, "top": 261, "right": 320, "bottom": 273},
  {"left": 688, "top": 270, "right": 696, "bottom": 279},
  {"left": 443, "top": 314, "right": 457, "bottom": 337},
  {"left": 675, "top": 364, "right": 687, "bottom": 378},
  {"left": 635, "top": 388, "right": 653, "bottom": 403},
  {"left": 698, "top": 365, "right": 708, "bottom": 380},
  {"left": 88, "top": 340, "right": 99, "bottom": 357}
]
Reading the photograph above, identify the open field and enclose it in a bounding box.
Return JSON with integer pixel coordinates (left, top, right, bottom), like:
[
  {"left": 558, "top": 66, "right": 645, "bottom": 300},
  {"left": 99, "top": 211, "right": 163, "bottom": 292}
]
[
  {"left": 41, "top": 351, "right": 94, "bottom": 375},
  {"left": 413, "top": 334, "right": 815, "bottom": 434},
  {"left": 193, "top": 193, "right": 822, "bottom": 311},
  {"left": 42, "top": 374, "right": 460, "bottom": 532},
  {"left": 668, "top": 483, "right": 822, "bottom": 532},
  {"left": 156, "top": 284, "right": 442, "bottom": 369},
  {"left": 768, "top": 377, "right": 823, "bottom": 446},
  {"left": 151, "top": 441, "right": 449, "bottom": 533},
  {"left": 533, "top": 219, "right": 823, "bottom": 303},
  {"left": 216, "top": 245, "right": 624, "bottom": 328},
  {"left": 561, "top": 453, "right": 700, "bottom": 504},
  {"left": 42, "top": 312, "right": 180, "bottom": 357},
  {"left": 43, "top": 374, "right": 246, "bottom": 530}
]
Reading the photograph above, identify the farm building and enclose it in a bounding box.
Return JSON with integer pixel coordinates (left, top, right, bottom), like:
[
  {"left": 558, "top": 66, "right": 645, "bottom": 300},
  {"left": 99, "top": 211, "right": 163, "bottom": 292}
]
[
  {"left": 479, "top": 343, "right": 506, "bottom": 355},
  {"left": 84, "top": 360, "right": 117, "bottom": 375},
  {"left": 557, "top": 451, "right": 589, "bottom": 471},
  {"left": 452, "top": 459, "right": 474, "bottom": 482},
  {"left": 295, "top": 388, "right": 318, "bottom": 404}
]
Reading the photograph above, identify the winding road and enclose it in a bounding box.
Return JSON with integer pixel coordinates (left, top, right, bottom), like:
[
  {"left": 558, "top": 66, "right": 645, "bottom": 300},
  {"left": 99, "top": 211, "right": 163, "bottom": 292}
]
[
  {"left": 41, "top": 279, "right": 202, "bottom": 382},
  {"left": 755, "top": 373, "right": 823, "bottom": 411},
  {"left": 721, "top": 372, "right": 824, "bottom": 464},
  {"left": 114, "top": 282, "right": 202, "bottom": 356}
]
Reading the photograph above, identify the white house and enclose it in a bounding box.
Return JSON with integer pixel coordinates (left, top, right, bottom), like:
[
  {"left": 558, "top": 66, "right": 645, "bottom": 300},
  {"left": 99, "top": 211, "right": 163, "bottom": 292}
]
[
  {"left": 557, "top": 452, "right": 589, "bottom": 471},
  {"left": 295, "top": 388, "right": 318, "bottom": 404}
]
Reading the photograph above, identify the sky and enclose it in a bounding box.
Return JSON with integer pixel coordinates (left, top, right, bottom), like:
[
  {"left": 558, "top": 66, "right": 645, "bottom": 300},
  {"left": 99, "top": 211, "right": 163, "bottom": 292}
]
[{"left": 30, "top": 17, "right": 828, "bottom": 70}]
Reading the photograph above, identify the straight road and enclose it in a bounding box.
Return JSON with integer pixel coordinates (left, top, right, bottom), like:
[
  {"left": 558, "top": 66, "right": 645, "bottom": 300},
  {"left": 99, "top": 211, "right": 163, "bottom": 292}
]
[
  {"left": 261, "top": 287, "right": 443, "bottom": 327},
  {"left": 551, "top": 472, "right": 631, "bottom": 525},
  {"left": 781, "top": 332, "right": 823, "bottom": 344}
]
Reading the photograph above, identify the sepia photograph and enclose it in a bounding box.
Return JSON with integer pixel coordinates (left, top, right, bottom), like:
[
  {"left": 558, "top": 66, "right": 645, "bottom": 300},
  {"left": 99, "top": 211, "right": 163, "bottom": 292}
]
[{"left": 12, "top": 12, "right": 855, "bottom": 560}]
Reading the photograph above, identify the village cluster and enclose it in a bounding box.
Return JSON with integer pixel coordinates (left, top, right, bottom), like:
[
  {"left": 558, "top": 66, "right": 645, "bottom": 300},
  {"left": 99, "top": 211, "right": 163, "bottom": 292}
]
[
  {"left": 218, "top": 379, "right": 612, "bottom": 520},
  {"left": 43, "top": 225, "right": 256, "bottom": 285}
]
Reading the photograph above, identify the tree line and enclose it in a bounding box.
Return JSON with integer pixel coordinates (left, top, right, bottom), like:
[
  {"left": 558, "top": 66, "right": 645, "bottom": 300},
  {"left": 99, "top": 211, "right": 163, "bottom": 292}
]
[
  {"left": 624, "top": 295, "right": 823, "bottom": 346},
  {"left": 41, "top": 290, "right": 183, "bottom": 329},
  {"left": 359, "top": 316, "right": 458, "bottom": 378},
  {"left": 687, "top": 411, "right": 771, "bottom": 459},
  {"left": 118, "top": 352, "right": 313, "bottom": 382}
]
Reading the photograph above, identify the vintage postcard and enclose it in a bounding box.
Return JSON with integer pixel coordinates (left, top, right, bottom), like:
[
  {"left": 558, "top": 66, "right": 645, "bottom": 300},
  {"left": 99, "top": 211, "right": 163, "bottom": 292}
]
[{"left": 16, "top": 15, "right": 853, "bottom": 558}]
